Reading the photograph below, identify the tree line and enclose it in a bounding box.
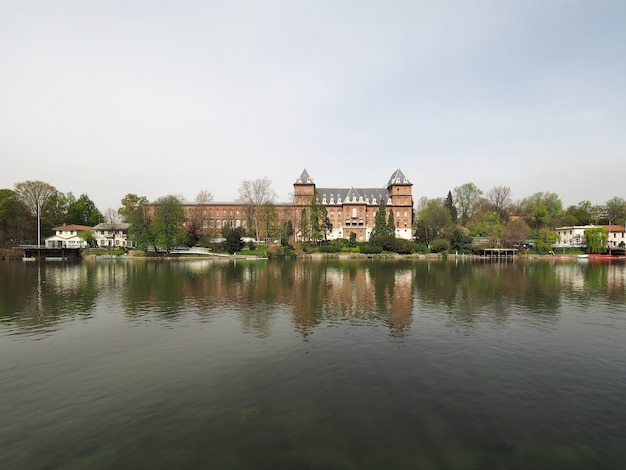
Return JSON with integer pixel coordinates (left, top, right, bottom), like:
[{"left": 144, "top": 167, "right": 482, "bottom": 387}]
[
  {"left": 2, "top": 178, "right": 626, "bottom": 254},
  {"left": 415, "top": 183, "right": 626, "bottom": 253}
]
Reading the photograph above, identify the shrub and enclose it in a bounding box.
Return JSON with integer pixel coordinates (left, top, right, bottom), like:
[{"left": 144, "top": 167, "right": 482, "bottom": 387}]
[
  {"left": 430, "top": 238, "right": 450, "bottom": 253},
  {"left": 359, "top": 244, "right": 383, "bottom": 254},
  {"left": 413, "top": 242, "right": 428, "bottom": 253},
  {"left": 393, "top": 239, "right": 415, "bottom": 254},
  {"left": 319, "top": 244, "right": 341, "bottom": 253}
]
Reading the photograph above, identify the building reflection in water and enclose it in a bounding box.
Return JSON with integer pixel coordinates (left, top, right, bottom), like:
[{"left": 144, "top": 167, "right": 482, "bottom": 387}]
[{"left": 2, "top": 259, "right": 625, "bottom": 337}]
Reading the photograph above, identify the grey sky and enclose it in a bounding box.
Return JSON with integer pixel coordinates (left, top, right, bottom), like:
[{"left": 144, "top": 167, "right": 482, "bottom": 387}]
[{"left": 2, "top": 1, "right": 625, "bottom": 212}]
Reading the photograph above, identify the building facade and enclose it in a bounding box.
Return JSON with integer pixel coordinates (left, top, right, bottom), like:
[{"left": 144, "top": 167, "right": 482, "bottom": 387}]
[
  {"left": 92, "top": 222, "right": 134, "bottom": 248},
  {"left": 555, "top": 225, "right": 626, "bottom": 249},
  {"left": 144, "top": 169, "right": 414, "bottom": 242},
  {"left": 293, "top": 169, "right": 414, "bottom": 241},
  {"left": 45, "top": 225, "right": 92, "bottom": 248}
]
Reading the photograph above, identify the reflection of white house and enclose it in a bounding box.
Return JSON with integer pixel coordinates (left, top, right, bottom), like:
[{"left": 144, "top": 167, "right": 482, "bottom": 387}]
[
  {"left": 46, "top": 224, "right": 92, "bottom": 248},
  {"left": 92, "top": 222, "right": 134, "bottom": 247},
  {"left": 555, "top": 225, "right": 626, "bottom": 249}
]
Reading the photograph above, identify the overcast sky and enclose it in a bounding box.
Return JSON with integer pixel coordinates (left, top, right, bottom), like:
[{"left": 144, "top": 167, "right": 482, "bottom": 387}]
[{"left": 2, "top": 1, "right": 625, "bottom": 212}]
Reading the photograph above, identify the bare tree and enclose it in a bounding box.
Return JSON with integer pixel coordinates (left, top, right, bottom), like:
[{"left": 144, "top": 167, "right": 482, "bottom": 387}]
[
  {"left": 487, "top": 185, "right": 512, "bottom": 220},
  {"left": 14, "top": 180, "right": 57, "bottom": 246},
  {"left": 195, "top": 190, "right": 214, "bottom": 203},
  {"left": 503, "top": 218, "right": 530, "bottom": 248},
  {"left": 104, "top": 207, "right": 124, "bottom": 249},
  {"left": 237, "top": 177, "right": 277, "bottom": 240}
]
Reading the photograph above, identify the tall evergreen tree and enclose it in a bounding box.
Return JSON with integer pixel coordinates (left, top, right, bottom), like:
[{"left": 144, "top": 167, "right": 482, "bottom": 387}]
[
  {"left": 387, "top": 209, "right": 395, "bottom": 236},
  {"left": 445, "top": 191, "right": 457, "bottom": 222},
  {"left": 370, "top": 199, "right": 389, "bottom": 240}
]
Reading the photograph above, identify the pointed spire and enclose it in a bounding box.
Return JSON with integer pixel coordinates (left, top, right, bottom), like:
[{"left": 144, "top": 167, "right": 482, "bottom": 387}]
[
  {"left": 296, "top": 169, "right": 313, "bottom": 184},
  {"left": 386, "top": 169, "right": 411, "bottom": 187}
]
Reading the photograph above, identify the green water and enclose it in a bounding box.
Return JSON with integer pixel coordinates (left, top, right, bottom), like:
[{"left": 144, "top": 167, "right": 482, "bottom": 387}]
[{"left": 1, "top": 258, "right": 625, "bottom": 469}]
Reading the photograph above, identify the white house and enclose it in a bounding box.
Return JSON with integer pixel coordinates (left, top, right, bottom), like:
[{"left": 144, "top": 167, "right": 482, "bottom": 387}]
[
  {"left": 45, "top": 224, "right": 92, "bottom": 248},
  {"left": 555, "top": 225, "right": 626, "bottom": 249},
  {"left": 92, "top": 222, "right": 134, "bottom": 248}
]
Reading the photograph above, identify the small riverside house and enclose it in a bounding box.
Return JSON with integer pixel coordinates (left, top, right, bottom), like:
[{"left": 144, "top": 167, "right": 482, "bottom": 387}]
[{"left": 45, "top": 224, "right": 93, "bottom": 248}]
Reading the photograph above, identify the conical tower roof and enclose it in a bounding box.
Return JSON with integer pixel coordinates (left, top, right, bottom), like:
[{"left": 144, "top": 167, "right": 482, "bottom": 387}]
[
  {"left": 296, "top": 169, "right": 313, "bottom": 184},
  {"left": 386, "top": 169, "right": 411, "bottom": 187}
]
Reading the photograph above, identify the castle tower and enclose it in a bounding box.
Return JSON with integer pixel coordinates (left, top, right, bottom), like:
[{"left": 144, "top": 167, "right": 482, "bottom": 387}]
[
  {"left": 294, "top": 169, "right": 316, "bottom": 206},
  {"left": 386, "top": 169, "right": 412, "bottom": 207},
  {"left": 386, "top": 169, "right": 413, "bottom": 236}
]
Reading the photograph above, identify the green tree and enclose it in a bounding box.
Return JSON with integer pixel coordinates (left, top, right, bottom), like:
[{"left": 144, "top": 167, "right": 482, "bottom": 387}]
[
  {"left": 280, "top": 220, "right": 294, "bottom": 246},
  {"left": 151, "top": 195, "right": 187, "bottom": 252},
  {"left": 445, "top": 191, "right": 457, "bottom": 222},
  {"left": 79, "top": 229, "right": 97, "bottom": 248},
  {"left": 67, "top": 193, "right": 104, "bottom": 226},
  {"left": 520, "top": 192, "right": 563, "bottom": 230},
  {"left": 415, "top": 199, "right": 451, "bottom": 247},
  {"left": 468, "top": 210, "right": 504, "bottom": 241},
  {"left": 387, "top": 209, "right": 395, "bottom": 235},
  {"left": 119, "top": 194, "right": 149, "bottom": 222},
  {"left": 259, "top": 202, "right": 279, "bottom": 241},
  {"left": 561, "top": 214, "right": 578, "bottom": 226},
  {"left": 371, "top": 198, "right": 392, "bottom": 241},
  {"left": 43, "top": 191, "right": 72, "bottom": 229},
  {"left": 299, "top": 208, "right": 310, "bottom": 242},
  {"left": 449, "top": 226, "right": 473, "bottom": 253},
  {"left": 309, "top": 197, "right": 332, "bottom": 243},
  {"left": 584, "top": 227, "right": 608, "bottom": 254},
  {"left": 0, "top": 189, "right": 32, "bottom": 247},
  {"left": 14, "top": 180, "right": 57, "bottom": 246},
  {"left": 222, "top": 223, "right": 244, "bottom": 254},
  {"left": 127, "top": 200, "right": 154, "bottom": 250},
  {"left": 534, "top": 229, "right": 560, "bottom": 253},
  {"left": 453, "top": 182, "right": 483, "bottom": 223},
  {"left": 605, "top": 197, "right": 626, "bottom": 225}
]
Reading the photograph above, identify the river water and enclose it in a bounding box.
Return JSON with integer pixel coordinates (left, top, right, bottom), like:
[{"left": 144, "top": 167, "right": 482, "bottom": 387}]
[{"left": 1, "top": 258, "right": 625, "bottom": 469}]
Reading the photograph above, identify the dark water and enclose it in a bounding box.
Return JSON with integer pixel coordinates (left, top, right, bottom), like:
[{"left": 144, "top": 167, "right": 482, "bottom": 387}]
[{"left": 1, "top": 258, "right": 625, "bottom": 469}]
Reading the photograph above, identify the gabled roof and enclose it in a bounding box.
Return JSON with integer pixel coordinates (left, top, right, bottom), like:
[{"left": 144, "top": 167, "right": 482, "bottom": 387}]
[
  {"left": 52, "top": 224, "right": 93, "bottom": 231},
  {"left": 386, "top": 169, "right": 411, "bottom": 187},
  {"left": 93, "top": 222, "right": 130, "bottom": 230}
]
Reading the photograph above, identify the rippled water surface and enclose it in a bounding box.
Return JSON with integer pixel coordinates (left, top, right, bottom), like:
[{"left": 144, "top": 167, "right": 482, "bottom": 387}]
[{"left": 1, "top": 258, "right": 625, "bottom": 469}]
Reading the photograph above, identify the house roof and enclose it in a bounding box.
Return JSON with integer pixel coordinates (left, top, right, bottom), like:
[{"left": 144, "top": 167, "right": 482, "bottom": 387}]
[
  {"left": 315, "top": 187, "right": 389, "bottom": 205},
  {"left": 52, "top": 224, "right": 93, "bottom": 231},
  {"left": 556, "top": 225, "right": 625, "bottom": 232},
  {"left": 298, "top": 169, "right": 410, "bottom": 205},
  {"left": 93, "top": 222, "right": 130, "bottom": 230}
]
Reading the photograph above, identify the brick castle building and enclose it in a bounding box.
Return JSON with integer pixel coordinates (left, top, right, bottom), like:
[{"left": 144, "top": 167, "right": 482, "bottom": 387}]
[{"left": 145, "top": 169, "right": 414, "bottom": 242}]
